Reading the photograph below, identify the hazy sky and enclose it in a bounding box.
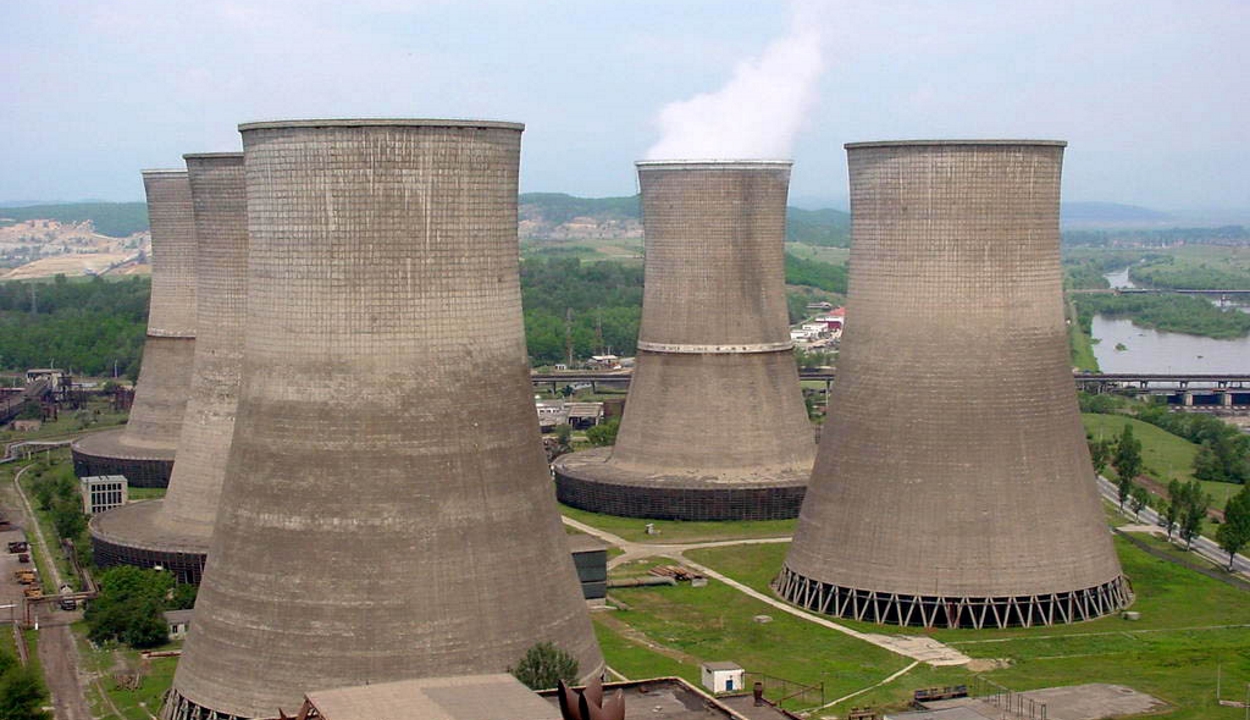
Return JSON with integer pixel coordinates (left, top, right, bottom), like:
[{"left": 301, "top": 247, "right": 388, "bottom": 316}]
[{"left": 3, "top": 0, "right": 1247, "bottom": 211}]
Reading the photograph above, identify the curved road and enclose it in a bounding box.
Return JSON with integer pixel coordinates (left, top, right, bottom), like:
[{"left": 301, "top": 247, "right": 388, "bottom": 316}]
[{"left": 1096, "top": 475, "right": 1248, "bottom": 575}]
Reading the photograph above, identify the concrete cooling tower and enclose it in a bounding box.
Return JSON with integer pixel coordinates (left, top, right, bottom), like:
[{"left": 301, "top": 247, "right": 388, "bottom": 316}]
[
  {"left": 90, "top": 153, "right": 246, "bottom": 583},
  {"left": 553, "top": 161, "right": 816, "bottom": 521},
  {"left": 777, "top": 140, "right": 1129, "bottom": 629},
  {"left": 73, "top": 170, "right": 197, "bottom": 487},
  {"left": 162, "top": 119, "right": 601, "bottom": 720}
]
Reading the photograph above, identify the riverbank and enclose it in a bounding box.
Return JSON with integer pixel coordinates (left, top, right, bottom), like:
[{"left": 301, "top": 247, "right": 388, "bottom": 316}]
[{"left": 1075, "top": 292, "right": 1250, "bottom": 340}]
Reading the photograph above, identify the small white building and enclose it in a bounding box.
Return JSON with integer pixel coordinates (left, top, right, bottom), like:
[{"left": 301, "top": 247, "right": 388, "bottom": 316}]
[
  {"left": 80, "top": 475, "right": 128, "bottom": 515},
  {"left": 700, "top": 661, "right": 745, "bottom": 694}
]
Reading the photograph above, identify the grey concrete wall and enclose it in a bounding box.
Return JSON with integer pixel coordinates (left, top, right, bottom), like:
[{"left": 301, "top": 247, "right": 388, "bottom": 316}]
[
  {"left": 72, "top": 171, "right": 198, "bottom": 484},
  {"left": 607, "top": 162, "right": 814, "bottom": 481},
  {"left": 167, "top": 120, "right": 601, "bottom": 720},
  {"left": 161, "top": 153, "right": 247, "bottom": 534},
  {"left": 783, "top": 141, "right": 1125, "bottom": 607}
]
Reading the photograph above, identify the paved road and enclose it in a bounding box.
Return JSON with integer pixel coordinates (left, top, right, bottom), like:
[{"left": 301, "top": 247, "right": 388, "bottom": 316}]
[
  {"left": 561, "top": 516, "right": 971, "bottom": 666},
  {"left": 1096, "top": 475, "right": 1249, "bottom": 575},
  {"left": 9, "top": 462, "right": 92, "bottom": 719}
]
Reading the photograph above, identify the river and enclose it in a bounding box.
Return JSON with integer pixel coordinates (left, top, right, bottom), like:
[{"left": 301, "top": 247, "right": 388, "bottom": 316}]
[{"left": 1092, "top": 269, "right": 1250, "bottom": 373}]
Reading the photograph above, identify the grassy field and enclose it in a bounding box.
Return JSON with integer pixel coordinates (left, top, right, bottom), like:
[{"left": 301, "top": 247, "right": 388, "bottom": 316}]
[
  {"left": 783, "top": 243, "right": 851, "bottom": 266},
  {"left": 1081, "top": 412, "right": 1243, "bottom": 517},
  {"left": 520, "top": 237, "right": 643, "bottom": 264},
  {"left": 127, "top": 487, "right": 166, "bottom": 501},
  {"left": 1068, "top": 298, "right": 1101, "bottom": 371},
  {"left": 559, "top": 504, "right": 795, "bottom": 544},
  {"left": 664, "top": 537, "right": 1250, "bottom": 719},
  {"left": 73, "top": 622, "right": 180, "bottom": 720},
  {"left": 1082, "top": 413, "right": 1199, "bottom": 485},
  {"left": 0, "top": 398, "right": 128, "bottom": 445}
]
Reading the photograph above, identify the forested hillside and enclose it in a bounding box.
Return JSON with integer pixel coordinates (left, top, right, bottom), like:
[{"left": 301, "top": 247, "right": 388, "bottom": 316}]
[
  {"left": 0, "top": 275, "right": 148, "bottom": 376},
  {"left": 0, "top": 203, "right": 149, "bottom": 238}
]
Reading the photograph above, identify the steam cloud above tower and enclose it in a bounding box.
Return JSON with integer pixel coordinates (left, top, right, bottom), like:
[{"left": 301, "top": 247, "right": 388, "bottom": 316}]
[{"left": 645, "top": 4, "right": 824, "bottom": 160}]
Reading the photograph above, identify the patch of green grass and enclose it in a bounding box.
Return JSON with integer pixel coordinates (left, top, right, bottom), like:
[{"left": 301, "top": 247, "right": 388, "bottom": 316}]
[
  {"left": 684, "top": 536, "right": 1250, "bottom": 718},
  {"left": 593, "top": 616, "right": 699, "bottom": 684},
  {"left": 0, "top": 398, "right": 128, "bottom": 444},
  {"left": 605, "top": 578, "right": 922, "bottom": 709},
  {"left": 1082, "top": 413, "right": 1198, "bottom": 485},
  {"left": 74, "top": 622, "right": 180, "bottom": 720},
  {"left": 1068, "top": 299, "right": 1101, "bottom": 371},
  {"left": 783, "top": 243, "right": 851, "bottom": 266},
  {"left": 127, "top": 487, "right": 166, "bottom": 502},
  {"left": 559, "top": 504, "right": 794, "bottom": 544}
]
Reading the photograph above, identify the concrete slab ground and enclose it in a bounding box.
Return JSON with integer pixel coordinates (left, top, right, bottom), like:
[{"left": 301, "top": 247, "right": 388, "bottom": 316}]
[{"left": 910, "top": 683, "right": 1166, "bottom": 720}]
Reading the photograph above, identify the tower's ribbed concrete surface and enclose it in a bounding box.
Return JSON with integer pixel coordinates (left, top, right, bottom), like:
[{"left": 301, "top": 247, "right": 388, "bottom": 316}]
[
  {"left": 777, "top": 141, "right": 1129, "bottom": 629},
  {"left": 90, "top": 154, "right": 246, "bottom": 583},
  {"left": 163, "top": 119, "right": 601, "bottom": 720},
  {"left": 554, "top": 161, "right": 815, "bottom": 520},
  {"left": 73, "top": 170, "right": 197, "bottom": 487}
]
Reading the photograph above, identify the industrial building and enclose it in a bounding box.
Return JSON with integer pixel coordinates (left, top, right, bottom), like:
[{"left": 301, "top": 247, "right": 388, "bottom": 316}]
[
  {"left": 90, "top": 153, "right": 247, "bottom": 584},
  {"left": 163, "top": 119, "right": 601, "bottom": 720},
  {"left": 72, "top": 170, "right": 197, "bottom": 488},
  {"left": 778, "top": 141, "right": 1129, "bottom": 628},
  {"left": 553, "top": 161, "right": 816, "bottom": 521}
]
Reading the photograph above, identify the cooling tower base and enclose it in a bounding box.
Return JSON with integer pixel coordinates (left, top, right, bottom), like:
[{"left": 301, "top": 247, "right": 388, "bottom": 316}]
[
  {"left": 774, "top": 564, "right": 1132, "bottom": 629},
  {"left": 72, "top": 428, "right": 176, "bottom": 487},
  {"left": 89, "top": 501, "right": 209, "bottom": 584},
  {"left": 161, "top": 691, "right": 249, "bottom": 720},
  {"left": 553, "top": 447, "right": 807, "bottom": 521}
]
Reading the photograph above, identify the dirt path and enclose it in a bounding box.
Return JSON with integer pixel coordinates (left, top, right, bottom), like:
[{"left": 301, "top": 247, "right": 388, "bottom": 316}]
[
  {"left": 562, "top": 515, "right": 972, "bottom": 667},
  {"left": 38, "top": 624, "right": 92, "bottom": 720}
]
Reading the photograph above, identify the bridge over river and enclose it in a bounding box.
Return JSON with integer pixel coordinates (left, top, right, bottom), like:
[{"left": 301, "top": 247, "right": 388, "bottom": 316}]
[{"left": 532, "top": 370, "right": 1250, "bottom": 409}]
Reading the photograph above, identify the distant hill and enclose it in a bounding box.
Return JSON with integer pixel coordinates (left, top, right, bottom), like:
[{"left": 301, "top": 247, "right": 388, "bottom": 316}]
[
  {"left": 1061, "top": 202, "right": 1172, "bottom": 226},
  {"left": 520, "top": 192, "right": 849, "bottom": 246},
  {"left": 0, "top": 202, "right": 149, "bottom": 237},
  {"left": 1, "top": 195, "right": 852, "bottom": 246}
]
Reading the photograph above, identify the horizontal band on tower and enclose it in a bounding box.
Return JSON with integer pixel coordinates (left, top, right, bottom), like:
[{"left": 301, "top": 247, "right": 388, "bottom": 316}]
[
  {"left": 636, "top": 340, "right": 794, "bottom": 354},
  {"left": 146, "top": 330, "right": 196, "bottom": 339}
]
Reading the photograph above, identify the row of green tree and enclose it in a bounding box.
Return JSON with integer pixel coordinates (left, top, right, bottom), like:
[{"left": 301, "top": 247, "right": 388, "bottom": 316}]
[
  {"left": 520, "top": 255, "right": 847, "bottom": 364},
  {"left": 0, "top": 275, "right": 148, "bottom": 377},
  {"left": 1080, "top": 394, "right": 1249, "bottom": 485},
  {"left": 0, "top": 252, "right": 850, "bottom": 370},
  {"left": 1127, "top": 256, "right": 1250, "bottom": 290},
  {"left": 0, "top": 649, "right": 46, "bottom": 719},
  {"left": 1073, "top": 292, "right": 1250, "bottom": 340},
  {"left": 1062, "top": 226, "right": 1249, "bottom": 248},
  {"left": 1091, "top": 423, "right": 1250, "bottom": 567},
  {"left": 1136, "top": 405, "right": 1250, "bottom": 484},
  {"left": 28, "top": 460, "right": 92, "bottom": 569},
  {"left": 85, "top": 566, "right": 196, "bottom": 648}
]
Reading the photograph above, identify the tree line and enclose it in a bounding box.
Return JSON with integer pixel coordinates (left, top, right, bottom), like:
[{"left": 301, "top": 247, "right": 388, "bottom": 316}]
[
  {"left": 0, "top": 251, "right": 850, "bottom": 371},
  {"left": 0, "top": 275, "right": 148, "bottom": 378}
]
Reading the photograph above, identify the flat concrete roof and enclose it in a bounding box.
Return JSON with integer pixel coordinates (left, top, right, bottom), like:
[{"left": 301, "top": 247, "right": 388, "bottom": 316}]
[
  {"left": 238, "top": 118, "right": 525, "bottom": 132},
  {"left": 140, "top": 169, "right": 188, "bottom": 176},
  {"left": 844, "top": 139, "right": 1067, "bottom": 148},
  {"left": 305, "top": 674, "right": 558, "bottom": 720}
]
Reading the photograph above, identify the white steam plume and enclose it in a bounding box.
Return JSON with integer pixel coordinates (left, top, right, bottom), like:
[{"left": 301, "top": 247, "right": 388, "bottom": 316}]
[{"left": 645, "top": 11, "right": 824, "bottom": 160}]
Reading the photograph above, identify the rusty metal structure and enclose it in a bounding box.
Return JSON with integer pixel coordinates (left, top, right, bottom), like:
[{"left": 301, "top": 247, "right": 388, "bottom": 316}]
[
  {"left": 90, "top": 153, "right": 246, "bottom": 584},
  {"left": 777, "top": 140, "right": 1130, "bottom": 628},
  {"left": 73, "top": 170, "right": 197, "bottom": 487},
  {"left": 162, "top": 119, "right": 601, "bottom": 720},
  {"left": 554, "top": 161, "right": 815, "bottom": 520}
]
